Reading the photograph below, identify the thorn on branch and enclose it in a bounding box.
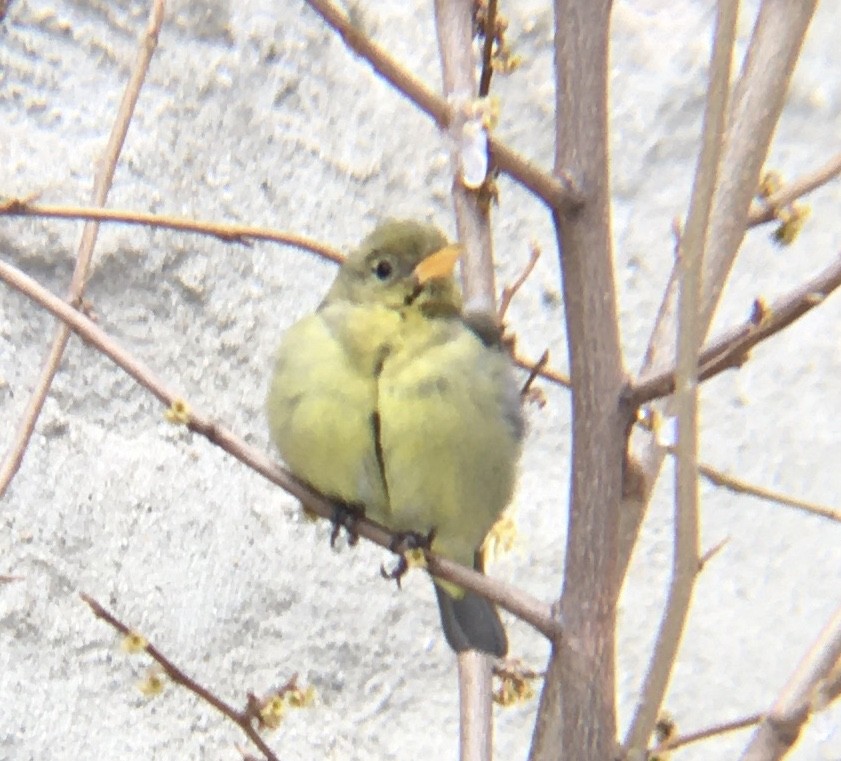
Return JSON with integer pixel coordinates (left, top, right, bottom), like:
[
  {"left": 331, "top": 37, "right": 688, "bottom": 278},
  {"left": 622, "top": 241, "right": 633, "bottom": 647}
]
[
  {"left": 519, "top": 349, "right": 550, "bottom": 404},
  {"left": 698, "top": 536, "right": 730, "bottom": 572},
  {"left": 498, "top": 241, "right": 541, "bottom": 323}
]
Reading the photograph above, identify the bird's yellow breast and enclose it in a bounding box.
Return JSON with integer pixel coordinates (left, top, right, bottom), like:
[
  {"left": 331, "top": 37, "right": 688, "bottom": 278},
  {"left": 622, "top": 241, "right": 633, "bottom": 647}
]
[
  {"left": 266, "top": 302, "right": 402, "bottom": 514},
  {"left": 267, "top": 293, "right": 522, "bottom": 583}
]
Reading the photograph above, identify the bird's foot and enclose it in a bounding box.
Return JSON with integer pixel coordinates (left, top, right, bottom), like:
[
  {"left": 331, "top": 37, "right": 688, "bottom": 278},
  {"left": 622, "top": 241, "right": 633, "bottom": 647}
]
[
  {"left": 329, "top": 502, "right": 364, "bottom": 548},
  {"left": 380, "top": 529, "right": 436, "bottom": 589}
]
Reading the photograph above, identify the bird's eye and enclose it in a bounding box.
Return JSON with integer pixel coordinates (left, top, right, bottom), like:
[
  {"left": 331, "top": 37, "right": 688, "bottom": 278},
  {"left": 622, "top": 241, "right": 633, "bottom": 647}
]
[{"left": 374, "top": 260, "right": 393, "bottom": 280}]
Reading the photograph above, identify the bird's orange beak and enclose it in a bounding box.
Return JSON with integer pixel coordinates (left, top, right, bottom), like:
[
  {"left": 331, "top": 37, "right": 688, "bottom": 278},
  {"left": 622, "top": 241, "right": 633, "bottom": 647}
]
[{"left": 413, "top": 244, "right": 461, "bottom": 285}]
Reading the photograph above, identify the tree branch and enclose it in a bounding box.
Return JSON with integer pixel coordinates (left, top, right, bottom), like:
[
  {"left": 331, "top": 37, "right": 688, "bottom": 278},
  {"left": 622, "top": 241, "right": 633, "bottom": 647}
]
[
  {"left": 81, "top": 593, "right": 283, "bottom": 761},
  {"left": 697, "top": 459, "right": 841, "bottom": 523},
  {"left": 433, "top": 2, "right": 500, "bottom": 755},
  {"left": 477, "top": 0, "right": 498, "bottom": 98},
  {"left": 0, "top": 0, "right": 166, "bottom": 499},
  {"left": 740, "top": 603, "right": 841, "bottom": 760},
  {"left": 648, "top": 712, "right": 763, "bottom": 756},
  {"left": 748, "top": 151, "right": 841, "bottom": 226},
  {"left": 529, "top": 2, "right": 627, "bottom": 759},
  {"left": 435, "top": 0, "right": 496, "bottom": 319},
  {"left": 628, "top": 253, "right": 841, "bottom": 406},
  {"left": 0, "top": 199, "right": 344, "bottom": 262},
  {"left": 302, "top": 0, "right": 581, "bottom": 213},
  {"left": 624, "top": 1, "right": 737, "bottom": 753},
  {"left": 458, "top": 650, "right": 493, "bottom": 761}
]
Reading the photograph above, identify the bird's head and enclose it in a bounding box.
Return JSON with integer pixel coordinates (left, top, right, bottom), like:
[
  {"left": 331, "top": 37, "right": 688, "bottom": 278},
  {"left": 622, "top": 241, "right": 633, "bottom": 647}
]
[{"left": 324, "top": 219, "right": 462, "bottom": 316}]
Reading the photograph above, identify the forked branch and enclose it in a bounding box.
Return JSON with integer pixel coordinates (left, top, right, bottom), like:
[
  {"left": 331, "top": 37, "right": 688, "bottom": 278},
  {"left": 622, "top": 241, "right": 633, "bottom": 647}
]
[{"left": 629, "top": 253, "right": 841, "bottom": 407}]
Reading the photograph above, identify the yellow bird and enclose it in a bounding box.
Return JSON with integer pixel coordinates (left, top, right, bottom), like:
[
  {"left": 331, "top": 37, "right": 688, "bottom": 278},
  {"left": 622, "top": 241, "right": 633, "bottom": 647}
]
[{"left": 266, "top": 219, "right": 522, "bottom": 656}]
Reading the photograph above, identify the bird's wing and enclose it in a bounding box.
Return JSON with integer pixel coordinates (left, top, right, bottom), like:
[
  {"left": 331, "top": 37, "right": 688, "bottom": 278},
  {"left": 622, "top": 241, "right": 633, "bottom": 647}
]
[{"left": 377, "top": 318, "right": 522, "bottom": 570}]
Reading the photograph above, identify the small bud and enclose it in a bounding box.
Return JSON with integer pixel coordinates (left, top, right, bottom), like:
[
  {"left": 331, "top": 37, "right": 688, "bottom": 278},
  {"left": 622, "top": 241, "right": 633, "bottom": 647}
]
[
  {"left": 164, "top": 398, "right": 191, "bottom": 425},
  {"left": 120, "top": 631, "right": 148, "bottom": 654},
  {"left": 137, "top": 669, "right": 166, "bottom": 697},
  {"left": 772, "top": 204, "right": 810, "bottom": 246}
]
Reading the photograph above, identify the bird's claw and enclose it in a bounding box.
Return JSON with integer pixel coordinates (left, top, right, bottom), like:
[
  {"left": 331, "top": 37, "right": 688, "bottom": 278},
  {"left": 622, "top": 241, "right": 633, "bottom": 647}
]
[
  {"left": 329, "top": 502, "right": 364, "bottom": 548},
  {"left": 379, "top": 529, "right": 436, "bottom": 589},
  {"left": 380, "top": 556, "right": 409, "bottom": 589}
]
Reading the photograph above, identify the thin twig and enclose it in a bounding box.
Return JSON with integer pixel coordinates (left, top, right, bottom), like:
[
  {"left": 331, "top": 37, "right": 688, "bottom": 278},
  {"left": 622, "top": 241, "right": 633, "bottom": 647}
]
[
  {"left": 698, "top": 462, "right": 841, "bottom": 522},
  {"left": 648, "top": 712, "right": 763, "bottom": 756},
  {"left": 624, "top": 2, "right": 737, "bottom": 754},
  {"left": 0, "top": 200, "right": 344, "bottom": 262},
  {"left": 477, "top": 0, "right": 498, "bottom": 97},
  {"left": 513, "top": 352, "right": 570, "bottom": 388},
  {"left": 498, "top": 242, "right": 541, "bottom": 322},
  {"left": 80, "top": 593, "right": 280, "bottom": 761},
  {"left": 740, "top": 603, "right": 841, "bottom": 760},
  {"left": 457, "top": 650, "right": 493, "bottom": 761},
  {"left": 0, "top": 0, "right": 166, "bottom": 499},
  {"left": 628, "top": 253, "right": 841, "bottom": 406},
  {"left": 748, "top": 151, "right": 841, "bottom": 226},
  {"left": 698, "top": 536, "right": 730, "bottom": 572},
  {"left": 434, "top": 3, "right": 500, "bottom": 756},
  {"left": 0, "top": 259, "right": 561, "bottom": 641},
  {"left": 519, "top": 350, "right": 550, "bottom": 398},
  {"left": 302, "top": 0, "right": 581, "bottom": 213}
]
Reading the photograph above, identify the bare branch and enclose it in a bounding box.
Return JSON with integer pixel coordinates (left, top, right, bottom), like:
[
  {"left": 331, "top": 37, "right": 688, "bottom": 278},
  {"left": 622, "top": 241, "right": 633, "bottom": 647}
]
[
  {"left": 698, "top": 536, "right": 730, "bottom": 571},
  {"left": 629, "top": 254, "right": 841, "bottom": 406},
  {"left": 518, "top": 350, "right": 550, "bottom": 399},
  {"left": 458, "top": 650, "right": 494, "bottom": 761},
  {"left": 80, "top": 593, "right": 282, "bottom": 761},
  {"left": 0, "top": 199, "right": 344, "bottom": 262},
  {"left": 648, "top": 712, "right": 763, "bottom": 756},
  {"left": 513, "top": 352, "right": 570, "bottom": 389},
  {"left": 697, "top": 461, "right": 841, "bottom": 523},
  {"left": 433, "top": 3, "right": 501, "bottom": 754},
  {"left": 477, "top": 0, "right": 498, "bottom": 97},
  {"left": 530, "top": 2, "right": 627, "bottom": 759},
  {"left": 740, "top": 603, "right": 841, "bottom": 760},
  {"left": 302, "top": 0, "right": 581, "bottom": 213},
  {"left": 0, "top": 0, "right": 166, "bottom": 499},
  {"left": 748, "top": 151, "right": 841, "bottom": 226},
  {"left": 498, "top": 242, "right": 541, "bottom": 323},
  {"left": 435, "top": 0, "right": 496, "bottom": 320},
  {"left": 0, "top": 258, "right": 561, "bottom": 641},
  {"left": 624, "top": 3, "right": 738, "bottom": 753}
]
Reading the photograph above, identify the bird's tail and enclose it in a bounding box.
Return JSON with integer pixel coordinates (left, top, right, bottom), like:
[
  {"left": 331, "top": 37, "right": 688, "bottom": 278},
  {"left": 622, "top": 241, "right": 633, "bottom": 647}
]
[{"left": 434, "top": 583, "right": 508, "bottom": 657}]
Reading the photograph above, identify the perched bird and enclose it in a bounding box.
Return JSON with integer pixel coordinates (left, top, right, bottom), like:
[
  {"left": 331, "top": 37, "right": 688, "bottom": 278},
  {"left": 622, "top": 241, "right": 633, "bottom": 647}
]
[{"left": 266, "top": 219, "right": 523, "bottom": 656}]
